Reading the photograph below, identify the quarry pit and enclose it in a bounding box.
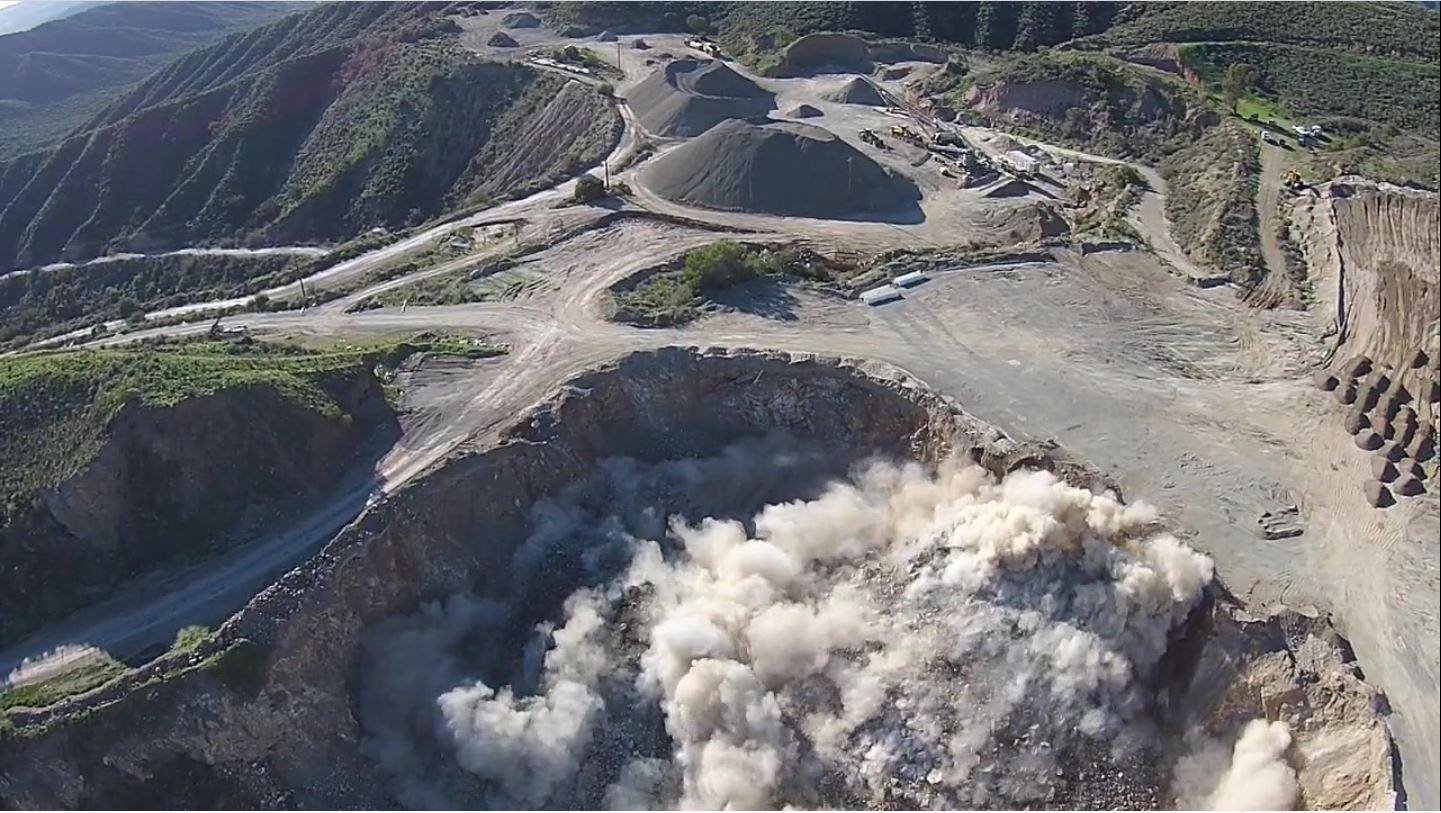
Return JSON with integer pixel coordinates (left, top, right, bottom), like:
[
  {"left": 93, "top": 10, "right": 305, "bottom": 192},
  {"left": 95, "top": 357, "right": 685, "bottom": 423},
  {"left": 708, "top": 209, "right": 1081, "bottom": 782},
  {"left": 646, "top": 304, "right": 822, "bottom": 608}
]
[
  {"left": 0, "top": 349, "right": 1394, "bottom": 809},
  {"left": 0, "top": 13, "right": 1435, "bottom": 813}
]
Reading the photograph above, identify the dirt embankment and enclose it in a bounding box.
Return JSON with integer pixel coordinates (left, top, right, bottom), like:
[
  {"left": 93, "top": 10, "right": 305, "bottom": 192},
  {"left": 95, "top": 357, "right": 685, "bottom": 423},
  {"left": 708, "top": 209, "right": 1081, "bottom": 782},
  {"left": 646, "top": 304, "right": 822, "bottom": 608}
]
[
  {"left": 0, "top": 349, "right": 1393, "bottom": 810},
  {"left": 1307, "top": 180, "right": 1440, "bottom": 374},
  {"left": 0, "top": 370, "right": 396, "bottom": 649}
]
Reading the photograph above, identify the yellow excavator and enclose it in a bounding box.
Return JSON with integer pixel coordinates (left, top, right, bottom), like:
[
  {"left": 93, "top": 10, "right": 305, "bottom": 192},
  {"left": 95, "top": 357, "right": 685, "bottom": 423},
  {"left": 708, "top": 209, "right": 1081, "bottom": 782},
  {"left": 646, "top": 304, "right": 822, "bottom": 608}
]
[{"left": 1283, "top": 169, "right": 1306, "bottom": 192}]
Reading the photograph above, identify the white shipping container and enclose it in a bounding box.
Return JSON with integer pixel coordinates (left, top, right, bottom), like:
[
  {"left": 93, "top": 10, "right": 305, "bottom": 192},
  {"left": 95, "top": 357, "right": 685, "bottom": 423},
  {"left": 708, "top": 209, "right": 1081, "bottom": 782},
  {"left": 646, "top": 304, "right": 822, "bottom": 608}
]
[
  {"left": 860, "top": 286, "right": 902, "bottom": 306},
  {"left": 893, "top": 271, "right": 929, "bottom": 288}
]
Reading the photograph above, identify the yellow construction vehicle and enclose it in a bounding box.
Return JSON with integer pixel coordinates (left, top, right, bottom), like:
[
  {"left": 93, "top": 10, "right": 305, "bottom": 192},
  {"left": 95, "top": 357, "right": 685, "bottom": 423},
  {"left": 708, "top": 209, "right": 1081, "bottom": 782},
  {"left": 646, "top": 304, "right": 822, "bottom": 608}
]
[
  {"left": 1283, "top": 169, "right": 1306, "bottom": 190},
  {"left": 889, "top": 124, "right": 923, "bottom": 144}
]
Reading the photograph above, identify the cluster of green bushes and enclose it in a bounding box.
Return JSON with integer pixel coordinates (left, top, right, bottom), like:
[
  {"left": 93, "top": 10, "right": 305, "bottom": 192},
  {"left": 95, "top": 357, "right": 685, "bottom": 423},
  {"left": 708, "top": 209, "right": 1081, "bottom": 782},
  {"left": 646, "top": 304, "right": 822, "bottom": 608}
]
[
  {"left": 612, "top": 241, "right": 828, "bottom": 326},
  {"left": 1178, "top": 42, "right": 1438, "bottom": 138},
  {"left": 1090, "top": 2, "right": 1438, "bottom": 62},
  {"left": 549, "top": 2, "right": 1132, "bottom": 67},
  {"left": 0, "top": 253, "right": 301, "bottom": 349}
]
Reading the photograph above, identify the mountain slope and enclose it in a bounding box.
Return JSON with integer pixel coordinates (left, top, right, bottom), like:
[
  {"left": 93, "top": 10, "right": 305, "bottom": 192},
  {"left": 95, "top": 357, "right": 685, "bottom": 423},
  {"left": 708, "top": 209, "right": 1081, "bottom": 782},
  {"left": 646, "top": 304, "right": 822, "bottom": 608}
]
[
  {"left": 0, "top": 3, "right": 622, "bottom": 270},
  {"left": 0, "top": 2, "right": 300, "bottom": 159},
  {"left": 0, "top": 1, "right": 107, "bottom": 37}
]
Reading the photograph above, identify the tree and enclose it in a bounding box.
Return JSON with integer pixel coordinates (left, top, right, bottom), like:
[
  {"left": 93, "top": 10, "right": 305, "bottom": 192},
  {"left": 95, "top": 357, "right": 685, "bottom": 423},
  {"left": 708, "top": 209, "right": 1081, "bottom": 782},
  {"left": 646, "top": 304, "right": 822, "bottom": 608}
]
[
  {"left": 685, "top": 14, "right": 709, "bottom": 34},
  {"left": 1222, "top": 62, "right": 1258, "bottom": 112},
  {"left": 573, "top": 173, "right": 606, "bottom": 203},
  {"left": 116, "top": 295, "right": 144, "bottom": 324}
]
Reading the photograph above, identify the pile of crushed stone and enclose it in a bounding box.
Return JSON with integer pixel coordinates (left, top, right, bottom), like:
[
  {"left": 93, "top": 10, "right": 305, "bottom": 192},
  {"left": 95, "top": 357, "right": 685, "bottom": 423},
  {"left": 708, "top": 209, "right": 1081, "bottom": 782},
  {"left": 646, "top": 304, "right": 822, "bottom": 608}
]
[
  {"left": 642, "top": 119, "right": 921, "bottom": 219},
  {"left": 784, "top": 103, "right": 823, "bottom": 119},
  {"left": 822, "top": 76, "right": 887, "bottom": 105},
  {"left": 629, "top": 59, "right": 775, "bottom": 137}
]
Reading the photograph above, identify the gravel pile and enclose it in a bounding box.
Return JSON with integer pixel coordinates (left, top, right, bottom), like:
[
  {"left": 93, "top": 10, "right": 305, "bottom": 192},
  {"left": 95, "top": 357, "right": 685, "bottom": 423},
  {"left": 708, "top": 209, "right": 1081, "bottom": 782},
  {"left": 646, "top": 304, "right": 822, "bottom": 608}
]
[
  {"left": 642, "top": 119, "right": 922, "bottom": 219},
  {"left": 629, "top": 59, "right": 775, "bottom": 137},
  {"left": 822, "top": 75, "right": 887, "bottom": 105}
]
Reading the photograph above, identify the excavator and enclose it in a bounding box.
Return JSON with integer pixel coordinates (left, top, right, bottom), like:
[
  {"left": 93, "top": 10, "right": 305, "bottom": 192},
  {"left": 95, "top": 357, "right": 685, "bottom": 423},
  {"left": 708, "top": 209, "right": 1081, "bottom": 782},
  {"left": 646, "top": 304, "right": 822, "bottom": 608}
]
[{"left": 1283, "top": 169, "right": 1307, "bottom": 193}]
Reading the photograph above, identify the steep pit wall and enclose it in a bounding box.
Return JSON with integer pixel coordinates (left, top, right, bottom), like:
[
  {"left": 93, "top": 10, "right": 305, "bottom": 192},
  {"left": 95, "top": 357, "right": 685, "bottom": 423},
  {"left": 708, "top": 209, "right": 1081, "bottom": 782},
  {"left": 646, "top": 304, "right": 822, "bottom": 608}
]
[
  {"left": 0, "top": 369, "right": 396, "bottom": 649},
  {"left": 1305, "top": 179, "right": 1440, "bottom": 385},
  {"left": 0, "top": 348, "right": 1393, "bottom": 809},
  {"left": 0, "top": 348, "right": 1007, "bottom": 807}
]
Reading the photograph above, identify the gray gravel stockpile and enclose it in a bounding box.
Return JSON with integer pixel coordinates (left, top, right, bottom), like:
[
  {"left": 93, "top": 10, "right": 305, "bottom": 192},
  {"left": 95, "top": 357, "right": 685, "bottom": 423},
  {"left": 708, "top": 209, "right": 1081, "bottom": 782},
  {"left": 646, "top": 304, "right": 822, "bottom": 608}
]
[
  {"left": 823, "top": 76, "right": 887, "bottom": 105},
  {"left": 642, "top": 119, "right": 922, "bottom": 219},
  {"left": 629, "top": 59, "right": 775, "bottom": 137},
  {"left": 785, "top": 103, "right": 823, "bottom": 118}
]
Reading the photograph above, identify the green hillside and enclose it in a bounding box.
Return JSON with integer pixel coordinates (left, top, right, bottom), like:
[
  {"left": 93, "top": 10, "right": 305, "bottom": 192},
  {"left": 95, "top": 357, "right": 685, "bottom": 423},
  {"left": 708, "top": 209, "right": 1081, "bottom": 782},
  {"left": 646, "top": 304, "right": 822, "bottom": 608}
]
[
  {"left": 0, "top": 2, "right": 300, "bottom": 159},
  {"left": 0, "top": 3, "right": 621, "bottom": 271}
]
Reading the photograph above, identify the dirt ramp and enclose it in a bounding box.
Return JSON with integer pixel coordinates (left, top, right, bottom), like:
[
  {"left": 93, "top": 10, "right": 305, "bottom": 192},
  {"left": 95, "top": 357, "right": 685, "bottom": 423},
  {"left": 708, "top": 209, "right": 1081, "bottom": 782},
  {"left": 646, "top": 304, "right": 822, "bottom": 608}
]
[
  {"left": 642, "top": 119, "right": 922, "bottom": 220},
  {"left": 822, "top": 76, "right": 887, "bottom": 105},
  {"left": 628, "top": 59, "right": 775, "bottom": 137}
]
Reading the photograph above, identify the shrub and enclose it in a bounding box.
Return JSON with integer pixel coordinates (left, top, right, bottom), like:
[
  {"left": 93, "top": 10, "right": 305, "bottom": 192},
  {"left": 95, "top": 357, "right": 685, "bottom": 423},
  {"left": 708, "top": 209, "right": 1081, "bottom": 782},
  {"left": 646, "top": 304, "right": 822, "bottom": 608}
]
[
  {"left": 572, "top": 173, "right": 607, "bottom": 203},
  {"left": 681, "top": 241, "right": 756, "bottom": 291}
]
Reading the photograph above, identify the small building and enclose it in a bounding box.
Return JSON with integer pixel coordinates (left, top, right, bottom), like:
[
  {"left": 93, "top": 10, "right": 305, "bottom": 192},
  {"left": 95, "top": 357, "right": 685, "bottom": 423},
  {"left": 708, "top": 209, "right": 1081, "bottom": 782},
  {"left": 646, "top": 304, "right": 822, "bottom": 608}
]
[
  {"left": 893, "top": 271, "right": 929, "bottom": 288},
  {"left": 860, "top": 286, "right": 902, "bottom": 306}
]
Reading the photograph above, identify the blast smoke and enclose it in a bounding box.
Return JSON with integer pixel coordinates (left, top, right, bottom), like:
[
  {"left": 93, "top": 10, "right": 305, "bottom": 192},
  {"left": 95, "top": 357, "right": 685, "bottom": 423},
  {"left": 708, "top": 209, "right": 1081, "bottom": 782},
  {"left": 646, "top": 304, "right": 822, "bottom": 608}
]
[
  {"left": 1172, "top": 719, "right": 1299, "bottom": 810},
  {"left": 359, "top": 438, "right": 1217, "bottom": 809}
]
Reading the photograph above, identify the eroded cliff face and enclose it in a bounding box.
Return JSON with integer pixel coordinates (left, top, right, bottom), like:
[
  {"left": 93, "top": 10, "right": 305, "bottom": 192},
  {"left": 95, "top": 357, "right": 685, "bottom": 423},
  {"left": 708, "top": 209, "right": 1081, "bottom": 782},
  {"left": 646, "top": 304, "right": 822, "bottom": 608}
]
[
  {"left": 0, "top": 369, "right": 396, "bottom": 648},
  {"left": 0, "top": 349, "right": 1395, "bottom": 810},
  {"left": 1304, "top": 180, "right": 1440, "bottom": 379}
]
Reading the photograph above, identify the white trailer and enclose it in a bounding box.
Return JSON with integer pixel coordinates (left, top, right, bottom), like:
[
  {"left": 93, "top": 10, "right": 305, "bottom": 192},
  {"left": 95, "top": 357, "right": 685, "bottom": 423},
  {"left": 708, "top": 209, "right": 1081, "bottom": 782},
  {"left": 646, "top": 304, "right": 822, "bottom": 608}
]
[
  {"left": 860, "top": 285, "right": 902, "bottom": 306},
  {"left": 893, "top": 271, "right": 929, "bottom": 288}
]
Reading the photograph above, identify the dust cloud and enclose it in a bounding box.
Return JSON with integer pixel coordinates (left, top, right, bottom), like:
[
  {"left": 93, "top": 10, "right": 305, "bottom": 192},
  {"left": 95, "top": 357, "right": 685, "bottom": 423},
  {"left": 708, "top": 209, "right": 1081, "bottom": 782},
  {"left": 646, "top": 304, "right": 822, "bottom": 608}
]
[
  {"left": 358, "top": 437, "right": 1223, "bottom": 809},
  {"left": 1172, "top": 719, "right": 1300, "bottom": 811}
]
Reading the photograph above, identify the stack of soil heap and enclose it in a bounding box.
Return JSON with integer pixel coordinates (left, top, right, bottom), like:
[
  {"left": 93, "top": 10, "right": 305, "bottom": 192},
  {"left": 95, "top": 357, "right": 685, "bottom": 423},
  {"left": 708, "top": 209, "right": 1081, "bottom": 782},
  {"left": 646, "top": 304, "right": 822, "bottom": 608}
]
[
  {"left": 642, "top": 119, "right": 921, "bottom": 219},
  {"left": 785, "top": 103, "right": 823, "bottom": 119},
  {"left": 629, "top": 59, "right": 775, "bottom": 137},
  {"left": 822, "top": 75, "right": 888, "bottom": 105}
]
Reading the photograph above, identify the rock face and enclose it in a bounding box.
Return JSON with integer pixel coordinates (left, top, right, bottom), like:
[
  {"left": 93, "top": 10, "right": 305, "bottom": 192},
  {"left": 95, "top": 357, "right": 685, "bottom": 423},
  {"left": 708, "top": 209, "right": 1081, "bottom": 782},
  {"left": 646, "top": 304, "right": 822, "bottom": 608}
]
[
  {"left": 0, "top": 370, "right": 396, "bottom": 648},
  {"left": 1163, "top": 604, "right": 1396, "bottom": 810},
  {"left": 0, "top": 349, "right": 1396, "bottom": 810}
]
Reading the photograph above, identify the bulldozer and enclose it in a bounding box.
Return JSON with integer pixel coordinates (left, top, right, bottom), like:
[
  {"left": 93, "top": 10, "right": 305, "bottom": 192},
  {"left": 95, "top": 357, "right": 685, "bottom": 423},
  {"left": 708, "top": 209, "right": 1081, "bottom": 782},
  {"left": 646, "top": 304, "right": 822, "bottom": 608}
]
[{"left": 1283, "top": 169, "right": 1306, "bottom": 191}]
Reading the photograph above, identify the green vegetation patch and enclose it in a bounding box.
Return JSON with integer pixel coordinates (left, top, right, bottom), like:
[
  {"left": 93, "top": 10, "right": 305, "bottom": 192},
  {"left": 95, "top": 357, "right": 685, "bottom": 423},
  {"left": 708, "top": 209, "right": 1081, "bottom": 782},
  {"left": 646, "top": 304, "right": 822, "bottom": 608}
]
[
  {"left": 0, "top": 651, "right": 124, "bottom": 713},
  {"left": 1179, "top": 42, "right": 1439, "bottom": 137},
  {"left": 1092, "top": 1, "right": 1439, "bottom": 62},
  {"left": 0, "top": 252, "right": 301, "bottom": 350},
  {"left": 0, "top": 334, "right": 501, "bottom": 526},
  {"left": 963, "top": 51, "right": 1210, "bottom": 162},
  {"left": 610, "top": 240, "right": 832, "bottom": 327},
  {"left": 1160, "top": 122, "right": 1264, "bottom": 286}
]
